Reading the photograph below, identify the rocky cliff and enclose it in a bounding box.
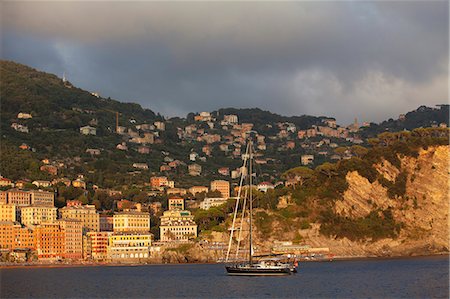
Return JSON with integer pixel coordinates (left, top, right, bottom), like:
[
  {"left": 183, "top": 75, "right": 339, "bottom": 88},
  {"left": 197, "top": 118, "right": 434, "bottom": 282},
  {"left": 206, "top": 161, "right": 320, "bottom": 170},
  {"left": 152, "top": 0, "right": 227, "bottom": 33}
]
[
  {"left": 309, "top": 145, "right": 449, "bottom": 256},
  {"left": 196, "top": 146, "right": 449, "bottom": 259}
]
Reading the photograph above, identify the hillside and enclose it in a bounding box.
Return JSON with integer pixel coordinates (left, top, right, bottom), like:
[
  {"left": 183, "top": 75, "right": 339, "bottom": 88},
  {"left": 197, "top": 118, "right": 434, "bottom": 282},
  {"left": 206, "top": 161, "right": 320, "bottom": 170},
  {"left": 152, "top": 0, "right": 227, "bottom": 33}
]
[
  {"left": 201, "top": 129, "right": 449, "bottom": 257},
  {"left": 1, "top": 60, "right": 160, "bottom": 133},
  {"left": 0, "top": 60, "right": 448, "bottom": 220},
  {"left": 361, "top": 105, "right": 449, "bottom": 138}
]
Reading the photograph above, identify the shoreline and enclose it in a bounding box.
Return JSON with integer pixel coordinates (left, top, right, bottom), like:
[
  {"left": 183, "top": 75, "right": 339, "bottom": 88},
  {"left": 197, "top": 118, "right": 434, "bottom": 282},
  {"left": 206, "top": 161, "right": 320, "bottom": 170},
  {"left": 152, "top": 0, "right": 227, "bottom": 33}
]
[{"left": 1, "top": 253, "right": 448, "bottom": 269}]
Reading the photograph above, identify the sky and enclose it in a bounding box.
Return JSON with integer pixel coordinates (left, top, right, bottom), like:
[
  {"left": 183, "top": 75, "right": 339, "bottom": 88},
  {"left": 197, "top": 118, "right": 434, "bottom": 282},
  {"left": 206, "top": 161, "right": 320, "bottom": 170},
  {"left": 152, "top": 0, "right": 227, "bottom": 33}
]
[{"left": 1, "top": 1, "right": 448, "bottom": 125}]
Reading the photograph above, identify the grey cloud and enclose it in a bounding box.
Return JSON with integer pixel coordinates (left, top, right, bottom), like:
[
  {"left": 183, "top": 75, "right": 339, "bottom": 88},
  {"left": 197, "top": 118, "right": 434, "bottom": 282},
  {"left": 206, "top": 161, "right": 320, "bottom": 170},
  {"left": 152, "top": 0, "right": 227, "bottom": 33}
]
[{"left": 1, "top": 1, "right": 448, "bottom": 123}]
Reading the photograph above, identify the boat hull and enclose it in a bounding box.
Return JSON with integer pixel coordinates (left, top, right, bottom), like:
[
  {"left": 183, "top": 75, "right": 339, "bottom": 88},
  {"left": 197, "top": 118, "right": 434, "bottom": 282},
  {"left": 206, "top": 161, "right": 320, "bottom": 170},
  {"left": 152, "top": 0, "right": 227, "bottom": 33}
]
[{"left": 226, "top": 266, "right": 292, "bottom": 276}]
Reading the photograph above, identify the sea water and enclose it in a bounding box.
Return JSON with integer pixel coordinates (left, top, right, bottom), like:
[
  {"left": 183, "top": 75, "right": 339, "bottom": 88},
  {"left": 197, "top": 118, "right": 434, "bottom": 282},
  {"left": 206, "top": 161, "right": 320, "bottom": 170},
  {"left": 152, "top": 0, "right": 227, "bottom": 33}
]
[{"left": 1, "top": 255, "right": 448, "bottom": 298}]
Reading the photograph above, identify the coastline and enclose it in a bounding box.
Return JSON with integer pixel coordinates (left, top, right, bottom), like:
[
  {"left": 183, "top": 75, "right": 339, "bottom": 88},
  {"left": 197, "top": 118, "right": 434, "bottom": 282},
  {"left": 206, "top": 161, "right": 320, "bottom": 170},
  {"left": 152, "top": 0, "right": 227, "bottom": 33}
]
[{"left": 1, "top": 252, "right": 448, "bottom": 269}]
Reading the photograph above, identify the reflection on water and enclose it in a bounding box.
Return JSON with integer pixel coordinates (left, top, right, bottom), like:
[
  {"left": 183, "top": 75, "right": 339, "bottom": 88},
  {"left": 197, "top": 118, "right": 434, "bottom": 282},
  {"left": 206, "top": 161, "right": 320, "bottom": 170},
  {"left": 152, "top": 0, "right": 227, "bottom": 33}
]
[{"left": 1, "top": 256, "right": 448, "bottom": 298}]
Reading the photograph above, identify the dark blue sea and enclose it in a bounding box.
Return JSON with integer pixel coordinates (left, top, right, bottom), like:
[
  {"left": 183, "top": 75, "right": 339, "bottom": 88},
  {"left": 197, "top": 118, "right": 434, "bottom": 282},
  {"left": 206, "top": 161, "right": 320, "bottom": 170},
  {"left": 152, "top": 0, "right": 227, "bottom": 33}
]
[{"left": 1, "top": 255, "right": 448, "bottom": 298}]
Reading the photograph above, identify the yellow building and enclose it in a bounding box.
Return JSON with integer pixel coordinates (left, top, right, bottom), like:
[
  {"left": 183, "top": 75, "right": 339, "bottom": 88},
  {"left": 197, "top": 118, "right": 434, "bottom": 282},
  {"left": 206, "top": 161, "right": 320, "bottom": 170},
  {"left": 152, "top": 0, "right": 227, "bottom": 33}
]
[
  {"left": 210, "top": 180, "right": 230, "bottom": 198},
  {"left": 59, "top": 204, "right": 100, "bottom": 232},
  {"left": 21, "top": 206, "right": 57, "bottom": 227},
  {"left": 0, "top": 221, "right": 35, "bottom": 250},
  {"left": 168, "top": 197, "right": 184, "bottom": 211},
  {"left": 113, "top": 212, "right": 150, "bottom": 233},
  {"left": 72, "top": 179, "right": 86, "bottom": 189},
  {"left": 167, "top": 188, "right": 187, "bottom": 196},
  {"left": 0, "top": 191, "right": 7, "bottom": 204},
  {"left": 159, "top": 210, "right": 198, "bottom": 242},
  {"left": 188, "top": 186, "right": 208, "bottom": 195},
  {"left": 30, "top": 190, "right": 54, "bottom": 206},
  {"left": 0, "top": 204, "right": 16, "bottom": 222},
  {"left": 107, "top": 233, "right": 152, "bottom": 261}
]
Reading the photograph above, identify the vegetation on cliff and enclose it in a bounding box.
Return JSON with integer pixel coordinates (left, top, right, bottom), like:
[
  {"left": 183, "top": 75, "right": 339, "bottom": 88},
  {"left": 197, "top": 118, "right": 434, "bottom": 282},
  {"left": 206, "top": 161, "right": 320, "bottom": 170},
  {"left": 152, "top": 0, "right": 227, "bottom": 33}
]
[{"left": 241, "top": 128, "right": 449, "bottom": 241}]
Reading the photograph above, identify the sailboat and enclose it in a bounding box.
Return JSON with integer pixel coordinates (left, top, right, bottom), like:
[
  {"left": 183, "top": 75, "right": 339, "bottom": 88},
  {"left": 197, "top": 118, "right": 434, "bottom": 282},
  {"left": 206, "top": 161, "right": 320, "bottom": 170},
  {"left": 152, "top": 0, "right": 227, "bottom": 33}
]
[{"left": 225, "top": 134, "right": 296, "bottom": 276}]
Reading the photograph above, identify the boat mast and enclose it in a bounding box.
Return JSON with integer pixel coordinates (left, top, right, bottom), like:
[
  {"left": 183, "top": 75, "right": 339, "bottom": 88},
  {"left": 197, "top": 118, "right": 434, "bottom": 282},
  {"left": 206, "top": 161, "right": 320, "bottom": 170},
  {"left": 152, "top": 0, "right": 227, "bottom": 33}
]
[
  {"left": 225, "top": 142, "right": 250, "bottom": 262},
  {"left": 249, "top": 139, "right": 253, "bottom": 265}
]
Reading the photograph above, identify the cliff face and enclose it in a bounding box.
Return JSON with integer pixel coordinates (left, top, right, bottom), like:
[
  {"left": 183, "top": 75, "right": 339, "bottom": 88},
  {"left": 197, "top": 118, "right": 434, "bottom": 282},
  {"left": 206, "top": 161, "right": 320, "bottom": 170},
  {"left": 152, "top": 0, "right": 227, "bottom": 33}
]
[
  {"left": 324, "top": 145, "right": 449, "bottom": 256},
  {"left": 199, "top": 146, "right": 449, "bottom": 258}
]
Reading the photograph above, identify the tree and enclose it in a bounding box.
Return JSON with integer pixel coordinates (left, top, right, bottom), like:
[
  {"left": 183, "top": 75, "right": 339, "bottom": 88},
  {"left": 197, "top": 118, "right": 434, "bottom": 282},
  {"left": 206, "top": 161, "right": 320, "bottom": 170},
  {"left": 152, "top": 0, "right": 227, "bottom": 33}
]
[
  {"left": 350, "top": 145, "right": 369, "bottom": 158},
  {"left": 315, "top": 163, "right": 338, "bottom": 179},
  {"left": 282, "top": 166, "right": 314, "bottom": 187},
  {"left": 206, "top": 190, "right": 222, "bottom": 198},
  {"left": 334, "top": 147, "right": 348, "bottom": 156}
]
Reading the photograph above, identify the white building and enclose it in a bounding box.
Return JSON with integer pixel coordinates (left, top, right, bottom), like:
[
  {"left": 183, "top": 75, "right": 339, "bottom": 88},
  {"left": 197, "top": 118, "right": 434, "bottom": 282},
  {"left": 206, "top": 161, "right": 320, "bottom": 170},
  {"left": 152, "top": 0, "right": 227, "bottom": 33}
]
[
  {"left": 17, "top": 113, "right": 32, "bottom": 119},
  {"left": 301, "top": 155, "right": 314, "bottom": 165},
  {"left": 79, "top": 126, "right": 97, "bottom": 135},
  {"left": 257, "top": 182, "right": 275, "bottom": 193},
  {"left": 200, "top": 197, "right": 228, "bottom": 210}
]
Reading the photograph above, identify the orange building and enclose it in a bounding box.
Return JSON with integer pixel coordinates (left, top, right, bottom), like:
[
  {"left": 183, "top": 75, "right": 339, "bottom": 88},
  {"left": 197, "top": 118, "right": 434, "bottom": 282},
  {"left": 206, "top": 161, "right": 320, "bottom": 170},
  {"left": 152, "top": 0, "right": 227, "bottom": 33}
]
[
  {"left": 0, "top": 204, "right": 16, "bottom": 222},
  {"left": 34, "top": 223, "right": 65, "bottom": 260},
  {"left": 150, "top": 176, "right": 168, "bottom": 188},
  {"left": 0, "top": 191, "right": 7, "bottom": 204},
  {"left": 85, "top": 231, "right": 112, "bottom": 260},
  {"left": 0, "top": 221, "right": 35, "bottom": 250},
  {"left": 58, "top": 219, "right": 83, "bottom": 260},
  {"left": 210, "top": 180, "right": 230, "bottom": 198}
]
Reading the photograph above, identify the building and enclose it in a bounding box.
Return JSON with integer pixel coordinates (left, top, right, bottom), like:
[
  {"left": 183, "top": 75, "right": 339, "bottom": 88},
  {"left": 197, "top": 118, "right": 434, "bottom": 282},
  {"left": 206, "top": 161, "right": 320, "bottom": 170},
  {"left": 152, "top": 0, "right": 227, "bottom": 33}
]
[
  {"left": 210, "top": 180, "right": 230, "bottom": 198},
  {"left": 159, "top": 210, "right": 198, "bottom": 242},
  {"left": 30, "top": 190, "right": 54, "bottom": 206},
  {"left": 167, "top": 188, "right": 187, "bottom": 196},
  {"left": 0, "top": 177, "right": 14, "bottom": 187},
  {"left": 85, "top": 231, "right": 112, "bottom": 260},
  {"left": 200, "top": 198, "right": 228, "bottom": 210},
  {"left": 133, "top": 163, "right": 149, "bottom": 170},
  {"left": 189, "top": 186, "right": 208, "bottom": 195},
  {"left": 60, "top": 204, "right": 100, "bottom": 232},
  {"left": 301, "top": 155, "right": 315, "bottom": 165},
  {"left": 137, "top": 146, "right": 151, "bottom": 154},
  {"left": 188, "top": 164, "right": 202, "bottom": 176},
  {"left": 0, "top": 221, "right": 35, "bottom": 250},
  {"left": 168, "top": 198, "right": 184, "bottom": 211},
  {"left": 21, "top": 206, "right": 57, "bottom": 227},
  {"left": 107, "top": 233, "right": 152, "bottom": 262},
  {"left": 72, "top": 179, "right": 86, "bottom": 189},
  {"left": 79, "top": 126, "right": 97, "bottom": 135},
  {"left": 40, "top": 165, "right": 58, "bottom": 176},
  {"left": 6, "top": 189, "right": 31, "bottom": 206},
  {"left": 223, "top": 114, "right": 238, "bottom": 124},
  {"left": 150, "top": 176, "right": 169, "bottom": 188},
  {"left": 58, "top": 219, "right": 83, "bottom": 260},
  {"left": 257, "top": 182, "right": 275, "bottom": 193},
  {"left": 154, "top": 121, "right": 165, "bottom": 131},
  {"left": 11, "top": 123, "right": 29, "bottom": 133},
  {"left": 0, "top": 204, "right": 16, "bottom": 222},
  {"left": 86, "top": 148, "right": 101, "bottom": 155},
  {"left": 195, "top": 111, "right": 212, "bottom": 122},
  {"left": 99, "top": 214, "right": 113, "bottom": 231},
  {"left": 116, "top": 142, "right": 128, "bottom": 151},
  {"left": 32, "top": 180, "right": 52, "bottom": 188},
  {"left": 34, "top": 222, "right": 65, "bottom": 260},
  {"left": 113, "top": 211, "right": 150, "bottom": 233},
  {"left": 149, "top": 202, "right": 162, "bottom": 216},
  {"left": 0, "top": 191, "right": 7, "bottom": 204},
  {"left": 218, "top": 167, "right": 230, "bottom": 176},
  {"left": 17, "top": 112, "right": 32, "bottom": 119}
]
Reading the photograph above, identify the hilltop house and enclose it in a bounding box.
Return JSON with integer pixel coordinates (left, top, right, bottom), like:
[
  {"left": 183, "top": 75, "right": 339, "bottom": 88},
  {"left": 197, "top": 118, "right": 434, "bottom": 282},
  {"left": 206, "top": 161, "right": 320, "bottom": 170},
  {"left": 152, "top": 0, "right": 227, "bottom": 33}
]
[{"left": 79, "top": 126, "right": 97, "bottom": 135}]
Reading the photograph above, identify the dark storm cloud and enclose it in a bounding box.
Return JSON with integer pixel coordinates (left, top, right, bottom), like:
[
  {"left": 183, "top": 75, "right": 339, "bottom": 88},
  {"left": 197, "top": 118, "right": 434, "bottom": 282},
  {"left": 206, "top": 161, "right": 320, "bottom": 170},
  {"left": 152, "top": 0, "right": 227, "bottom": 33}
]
[{"left": 1, "top": 1, "right": 448, "bottom": 123}]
